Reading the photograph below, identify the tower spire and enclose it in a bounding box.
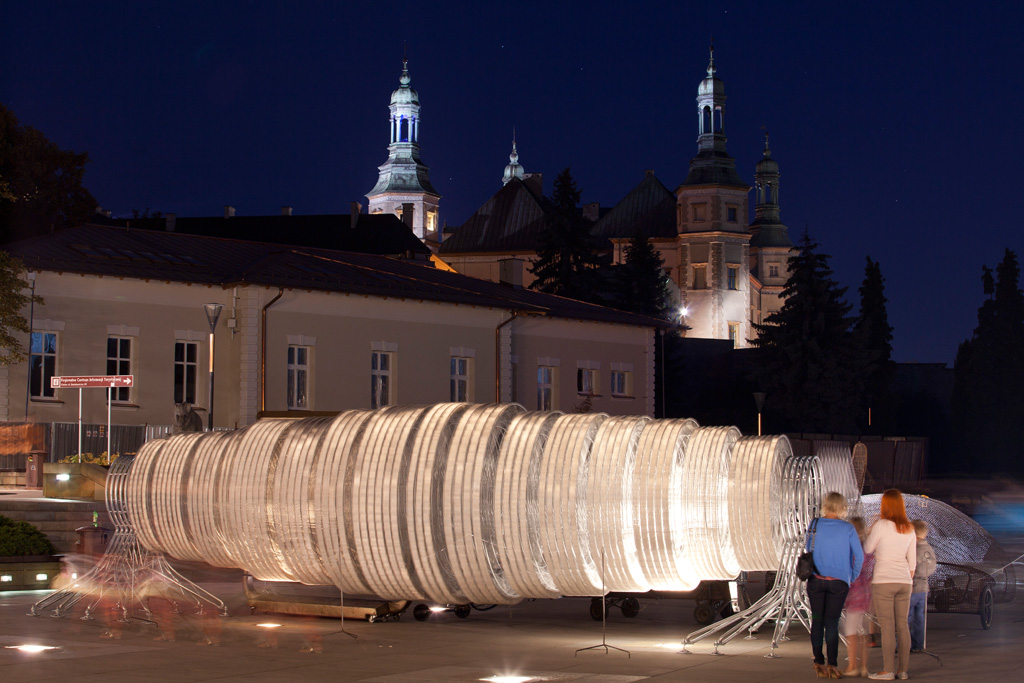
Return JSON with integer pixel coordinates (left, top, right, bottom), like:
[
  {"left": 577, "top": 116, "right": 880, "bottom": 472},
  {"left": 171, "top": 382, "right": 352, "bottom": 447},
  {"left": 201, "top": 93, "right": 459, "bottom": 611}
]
[
  {"left": 366, "top": 57, "right": 441, "bottom": 240},
  {"left": 502, "top": 127, "right": 525, "bottom": 185}
]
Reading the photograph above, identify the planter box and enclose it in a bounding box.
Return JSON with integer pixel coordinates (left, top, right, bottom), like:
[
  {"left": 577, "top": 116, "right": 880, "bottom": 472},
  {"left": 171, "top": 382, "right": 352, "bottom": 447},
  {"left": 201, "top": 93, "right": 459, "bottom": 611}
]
[
  {"left": 0, "top": 555, "right": 62, "bottom": 591},
  {"left": 43, "top": 463, "right": 109, "bottom": 501}
]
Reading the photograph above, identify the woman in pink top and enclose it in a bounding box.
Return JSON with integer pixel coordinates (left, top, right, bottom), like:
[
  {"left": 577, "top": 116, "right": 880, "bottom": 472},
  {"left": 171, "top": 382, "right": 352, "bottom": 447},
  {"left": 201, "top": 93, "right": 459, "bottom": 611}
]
[{"left": 864, "top": 489, "right": 917, "bottom": 681}]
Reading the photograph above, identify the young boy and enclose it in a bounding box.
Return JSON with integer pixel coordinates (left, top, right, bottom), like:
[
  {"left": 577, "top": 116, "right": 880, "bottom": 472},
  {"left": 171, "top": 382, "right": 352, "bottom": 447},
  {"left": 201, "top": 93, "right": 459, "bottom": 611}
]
[{"left": 908, "top": 519, "right": 937, "bottom": 652}]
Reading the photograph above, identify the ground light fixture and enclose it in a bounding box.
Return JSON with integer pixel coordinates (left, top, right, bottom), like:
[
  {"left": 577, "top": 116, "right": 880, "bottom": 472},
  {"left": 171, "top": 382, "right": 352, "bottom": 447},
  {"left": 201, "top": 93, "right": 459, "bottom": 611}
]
[
  {"left": 6, "top": 645, "right": 59, "bottom": 653},
  {"left": 481, "top": 677, "right": 538, "bottom": 683}
]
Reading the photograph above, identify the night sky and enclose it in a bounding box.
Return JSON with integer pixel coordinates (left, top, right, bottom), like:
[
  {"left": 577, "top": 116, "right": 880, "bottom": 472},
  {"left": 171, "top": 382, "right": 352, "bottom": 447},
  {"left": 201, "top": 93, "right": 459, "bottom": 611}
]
[{"left": 3, "top": 2, "right": 1023, "bottom": 366}]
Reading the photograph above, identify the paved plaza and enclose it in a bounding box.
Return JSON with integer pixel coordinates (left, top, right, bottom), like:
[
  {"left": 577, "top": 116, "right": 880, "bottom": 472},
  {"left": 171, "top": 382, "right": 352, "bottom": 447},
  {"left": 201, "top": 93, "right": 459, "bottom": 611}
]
[{"left": 1, "top": 560, "right": 1022, "bottom": 682}]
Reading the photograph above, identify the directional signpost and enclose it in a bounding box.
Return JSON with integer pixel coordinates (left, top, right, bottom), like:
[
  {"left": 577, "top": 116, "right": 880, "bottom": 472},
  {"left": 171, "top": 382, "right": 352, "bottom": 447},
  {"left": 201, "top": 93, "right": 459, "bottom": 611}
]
[{"left": 50, "top": 375, "right": 134, "bottom": 463}]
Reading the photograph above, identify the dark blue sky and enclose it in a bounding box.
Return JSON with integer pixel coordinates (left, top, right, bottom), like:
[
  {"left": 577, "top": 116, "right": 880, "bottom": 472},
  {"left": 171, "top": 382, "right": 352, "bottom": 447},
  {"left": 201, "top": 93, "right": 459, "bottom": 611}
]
[{"left": 4, "top": 2, "right": 1023, "bottom": 366}]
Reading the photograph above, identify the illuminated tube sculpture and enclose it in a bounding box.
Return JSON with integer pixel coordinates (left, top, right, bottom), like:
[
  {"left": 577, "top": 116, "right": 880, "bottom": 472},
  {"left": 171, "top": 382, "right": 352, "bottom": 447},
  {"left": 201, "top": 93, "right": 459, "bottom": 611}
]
[{"left": 124, "top": 404, "right": 799, "bottom": 604}]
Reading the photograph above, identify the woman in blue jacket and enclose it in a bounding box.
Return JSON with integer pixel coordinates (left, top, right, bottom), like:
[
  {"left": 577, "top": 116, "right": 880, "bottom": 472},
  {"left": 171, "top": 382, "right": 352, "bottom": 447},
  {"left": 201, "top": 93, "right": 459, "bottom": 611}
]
[{"left": 806, "top": 491, "right": 865, "bottom": 678}]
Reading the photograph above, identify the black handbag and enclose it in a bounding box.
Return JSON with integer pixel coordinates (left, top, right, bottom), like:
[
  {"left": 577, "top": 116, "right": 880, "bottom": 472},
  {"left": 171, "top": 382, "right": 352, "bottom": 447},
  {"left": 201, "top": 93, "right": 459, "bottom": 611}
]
[{"left": 796, "top": 518, "right": 818, "bottom": 581}]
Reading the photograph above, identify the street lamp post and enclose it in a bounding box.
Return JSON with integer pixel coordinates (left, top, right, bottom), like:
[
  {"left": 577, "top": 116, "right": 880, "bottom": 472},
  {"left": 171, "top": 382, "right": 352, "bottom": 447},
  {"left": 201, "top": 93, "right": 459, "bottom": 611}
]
[
  {"left": 203, "top": 303, "right": 224, "bottom": 431},
  {"left": 752, "top": 392, "right": 766, "bottom": 436}
]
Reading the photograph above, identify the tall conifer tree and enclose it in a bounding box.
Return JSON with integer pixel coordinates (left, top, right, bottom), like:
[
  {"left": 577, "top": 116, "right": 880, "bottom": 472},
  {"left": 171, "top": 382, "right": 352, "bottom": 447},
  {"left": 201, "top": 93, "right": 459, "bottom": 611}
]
[
  {"left": 855, "top": 256, "right": 894, "bottom": 430},
  {"left": 614, "top": 230, "right": 673, "bottom": 320},
  {"left": 528, "top": 168, "right": 603, "bottom": 303},
  {"left": 953, "top": 248, "right": 1024, "bottom": 473},
  {"left": 750, "top": 233, "right": 866, "bottom": 433}
]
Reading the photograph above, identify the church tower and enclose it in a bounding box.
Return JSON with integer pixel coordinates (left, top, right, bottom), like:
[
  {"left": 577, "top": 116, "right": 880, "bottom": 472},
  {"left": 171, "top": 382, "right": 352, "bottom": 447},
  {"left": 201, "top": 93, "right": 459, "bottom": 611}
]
[
  {"left": 367, "top": 59, "right": 441, "bottom": 239},
  {"left": 675, "top": 46, "right": 752, "bottom": 347},
  {"left": 748, "top": 134, "right": 794, "bottom": 326},
  {"left": 502, "top": 133, "right": 525, "bottom": 185}
]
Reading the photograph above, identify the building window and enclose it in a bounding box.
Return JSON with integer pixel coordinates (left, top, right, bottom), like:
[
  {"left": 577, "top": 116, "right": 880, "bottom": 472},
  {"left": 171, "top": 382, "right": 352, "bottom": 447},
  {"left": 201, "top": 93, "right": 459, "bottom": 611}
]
[
  {"left": 693, "top": 265, "right": 707, "bottom": 290},
  {"left": 29, "top": 332, "right": 57, "bottom": 399},
  {"left": 693, "top": 203, "right": 707, "bottom": 222},
  {"left": 727, "top": 266, "right": 739, "bottom": 290},
  {"left": 577, "top": 368, "right": 597, "bottom": 395},
  {"left": 768, "top": 264, "right": 779, "bottom": 278},
  {"left": 727, "top": 206, "right": 738, "bottom": 222},
  {"left": 371, "top": 351, "right": 392, "bottom": 409},
  {"left": 610, "top": 370, "right": 631, "bottom": 397},
  {"left": 450, "top": 357, "right": 470, "bottom": 402},
  {"left": 728, "top": 323, "right": 739, "bottom": 347},
  {"left": 174, "top": 341, "right": 198, "bottom": 404},
  {"left": 106, "top": 336, "right": 132, "bottom": 402},
  {"left": 537, "top": 366, "right": 555, "bottom": 411},
  {"left": 287, "top": 345, "right": 310, "bottom": 409}
]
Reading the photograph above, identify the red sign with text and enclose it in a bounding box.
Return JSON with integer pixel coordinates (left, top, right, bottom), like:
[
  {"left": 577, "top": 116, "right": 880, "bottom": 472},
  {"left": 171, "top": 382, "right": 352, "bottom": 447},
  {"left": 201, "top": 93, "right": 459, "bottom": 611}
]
[{"left": 50, "top": 375, "right": 134, "bottom": 389}]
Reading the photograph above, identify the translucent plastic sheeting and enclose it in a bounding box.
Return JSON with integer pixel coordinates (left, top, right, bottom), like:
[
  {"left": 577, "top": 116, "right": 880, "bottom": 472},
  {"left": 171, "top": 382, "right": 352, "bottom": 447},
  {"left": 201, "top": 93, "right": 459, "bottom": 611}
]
[
  {"left": 860, "top": 494, "right": 990, "bottom": 565},
  {"left": 124, "top": 404, "right": 800, "bottom": 604},
  {"left": 728, "top": 435, "right": 790, "bottom": 571},
  {"left": 814, "top": 440, "right": 860, "bottom": 514}
]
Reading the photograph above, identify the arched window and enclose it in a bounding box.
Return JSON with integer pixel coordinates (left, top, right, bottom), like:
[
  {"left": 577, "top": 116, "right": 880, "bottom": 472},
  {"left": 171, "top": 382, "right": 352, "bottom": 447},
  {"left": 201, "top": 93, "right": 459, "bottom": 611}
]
[
  {"left": 702, "top": 106, "right": 712, "bottom": 135},
  {"left": 714, "top": 107, "right": 723, "bottom": 133},
  {"left": 400, "top": 117, "right": 409, "bottom": 142}
]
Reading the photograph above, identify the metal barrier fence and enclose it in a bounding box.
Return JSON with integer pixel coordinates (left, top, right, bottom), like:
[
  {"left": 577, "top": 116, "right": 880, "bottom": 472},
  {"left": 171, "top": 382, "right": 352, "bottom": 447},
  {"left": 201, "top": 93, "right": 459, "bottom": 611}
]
[{"left": 49, "top": 422, "right": 150, "bottom": 461}]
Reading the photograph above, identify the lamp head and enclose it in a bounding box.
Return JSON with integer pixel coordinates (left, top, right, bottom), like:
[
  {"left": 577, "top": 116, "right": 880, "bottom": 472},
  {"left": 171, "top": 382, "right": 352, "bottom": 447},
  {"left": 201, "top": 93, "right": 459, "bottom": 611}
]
[{"left": 203, "top": 303, "right": 224, "bottom": 331}]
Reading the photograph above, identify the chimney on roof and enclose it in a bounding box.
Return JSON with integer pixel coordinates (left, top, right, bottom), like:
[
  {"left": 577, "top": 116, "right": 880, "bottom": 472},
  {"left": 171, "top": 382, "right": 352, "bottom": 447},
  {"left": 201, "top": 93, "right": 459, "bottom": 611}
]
[
  {"left": 499, "top": 257, "right": 525, "bottom": 289},
  {"left": 350, "top": 202, "right": 362, "bottom": 231},
  {"left": 582, "top": 202, "right": 600, "bottom": 222},
  {"left": 224, "top": 205, "right": 236, "bottom": 218},
  {"left": 281, "top": 206, "right": 292, "bottom": 216},
  {"left": 401, "top": 202, "right": 415, "bottom": 229},
  {"left": 165, "top": 213, "right": 177, "bottom": 232}
]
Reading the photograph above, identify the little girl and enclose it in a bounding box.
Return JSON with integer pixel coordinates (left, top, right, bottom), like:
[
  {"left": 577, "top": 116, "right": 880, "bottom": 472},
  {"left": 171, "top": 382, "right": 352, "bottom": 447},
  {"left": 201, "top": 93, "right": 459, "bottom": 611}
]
[{"left": 842, "top": 517, "right": 874, "bottom": 677}]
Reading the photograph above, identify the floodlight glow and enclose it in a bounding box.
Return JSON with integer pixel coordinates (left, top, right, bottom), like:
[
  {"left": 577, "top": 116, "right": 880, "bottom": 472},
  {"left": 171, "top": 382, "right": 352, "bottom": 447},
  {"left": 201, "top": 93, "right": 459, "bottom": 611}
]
[
  {"left": 257, "top": 623, "right": 282, "bottom": 628},
  {"left": 6, "top": 645, "right": 58, "bottom": 653},
  {"left": 56, "top": 473, "right": 70, "bottom": 482},
  {"left": 429, "top": 606, "right": 447, "bottom": 612},
  {"left": 481, "top": 677, "right": 536, "bottom": 683},
  {"left": 35, "top": 574, "right": 48, "bottom": 581},
  {"left": 0, "top": 575, "right": 12, "bottom": 582}
]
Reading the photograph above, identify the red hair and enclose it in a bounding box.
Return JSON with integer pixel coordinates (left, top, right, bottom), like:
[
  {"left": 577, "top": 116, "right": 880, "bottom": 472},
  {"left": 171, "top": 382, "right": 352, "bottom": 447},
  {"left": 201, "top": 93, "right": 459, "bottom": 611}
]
[{"left": 879, "top": 489, "right": 913, "bottom": 534}]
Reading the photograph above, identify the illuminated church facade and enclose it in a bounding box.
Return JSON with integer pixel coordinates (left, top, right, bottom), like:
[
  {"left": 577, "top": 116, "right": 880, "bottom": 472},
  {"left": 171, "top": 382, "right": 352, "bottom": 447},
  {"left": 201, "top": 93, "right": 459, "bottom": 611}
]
[{"left": 438, "top": 48, "right": 794, "bottom": 348}]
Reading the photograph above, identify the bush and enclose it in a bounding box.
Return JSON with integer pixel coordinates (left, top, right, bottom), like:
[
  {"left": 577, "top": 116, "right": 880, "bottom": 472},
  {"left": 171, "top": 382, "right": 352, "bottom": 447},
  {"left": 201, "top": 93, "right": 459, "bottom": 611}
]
[
  {"left": 0, "top": 514, "right": 56, "bottom": 556},
  {"left": 58, "top": 451, "right": 126, "bottom": 465}
]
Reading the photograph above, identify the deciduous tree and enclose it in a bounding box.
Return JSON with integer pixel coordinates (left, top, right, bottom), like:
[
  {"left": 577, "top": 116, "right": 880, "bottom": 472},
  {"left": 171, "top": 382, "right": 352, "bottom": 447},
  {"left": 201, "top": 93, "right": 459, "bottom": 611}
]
[
  {"left": 0, "top": 251, "right": 42, "bottom": 365},
  {"left": 0, "top": 104, "right": 97, "bottom": 244}
]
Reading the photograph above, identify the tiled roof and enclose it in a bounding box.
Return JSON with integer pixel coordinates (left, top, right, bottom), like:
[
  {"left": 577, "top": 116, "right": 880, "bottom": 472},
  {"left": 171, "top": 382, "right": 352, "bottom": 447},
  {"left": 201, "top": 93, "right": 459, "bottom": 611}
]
[
  {"left": 6, "top": 224, "right": 672, "bottom": 329},
  {"left": 98, "top": 212, "right": 431, "bottom": 257},
  {"left": 439, "top": 178, "right": 551, "bottom": 254},
  {"left": 592, "top": 173, "right": 678, "bottom": 240}
]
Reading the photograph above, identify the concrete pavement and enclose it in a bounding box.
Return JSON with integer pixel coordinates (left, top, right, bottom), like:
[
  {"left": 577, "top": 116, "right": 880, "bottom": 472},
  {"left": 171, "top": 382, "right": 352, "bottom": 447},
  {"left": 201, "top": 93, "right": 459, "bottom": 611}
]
[{"left": 1, "top": 564, "right": 1021, "bottom": 682}]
